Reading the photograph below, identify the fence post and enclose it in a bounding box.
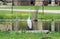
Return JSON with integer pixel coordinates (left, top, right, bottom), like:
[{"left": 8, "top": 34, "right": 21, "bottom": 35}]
[
  {"left": 51, "top": 20, "right": 55, "bottom": 31},
  {"left": 33, "top": 6, "right": 39, "bottom": 30},
  {"left": 37, "top": 20, "right": 43, "bottom": 30}
]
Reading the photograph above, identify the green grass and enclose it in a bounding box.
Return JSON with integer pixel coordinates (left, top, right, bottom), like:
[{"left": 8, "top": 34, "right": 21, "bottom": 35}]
[
  {"left": 0, "top": 11, "right": 60, "bottom": 19},
  {"left": 0, "top": 31, "right": 60, "bottom": 39},
  {"left": 0, "top": 6, "right": 60, "bottom": 10}
]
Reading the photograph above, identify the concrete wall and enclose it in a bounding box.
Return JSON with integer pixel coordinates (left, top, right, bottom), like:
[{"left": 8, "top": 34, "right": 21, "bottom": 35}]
[
  {"left": 0, "top": 0, "right": 60, "bottom": 6},
  {"left": 0, "top": 1, "right": 3, "bottom": 5},
  {"left": 58, "top": 1, "right": 60, "bottom": 6},
  {"left": 35, "top": 0, "right": 59, "bottom": 6},
  {"left": 35, "top": 0, "right": 42, "bottom": 6}
]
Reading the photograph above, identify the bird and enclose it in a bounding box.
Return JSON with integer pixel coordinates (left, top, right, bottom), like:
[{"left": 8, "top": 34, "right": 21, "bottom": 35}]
[
  {"left": 27, "top": 8, "right": 32, "bottom": 29},
  {"left": 27, "top": 17, "right": 32, "bottom": 29}
]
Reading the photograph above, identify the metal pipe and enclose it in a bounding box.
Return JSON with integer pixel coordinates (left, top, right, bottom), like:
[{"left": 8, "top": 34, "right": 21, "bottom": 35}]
[{"left": 11, "top": 0, "right": 14, "bottom": 31}]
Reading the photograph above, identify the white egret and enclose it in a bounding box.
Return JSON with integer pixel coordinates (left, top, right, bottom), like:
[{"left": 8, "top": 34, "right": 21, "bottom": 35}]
[{"left": 27, "top": 8, "right": 32, "bottom": 29}]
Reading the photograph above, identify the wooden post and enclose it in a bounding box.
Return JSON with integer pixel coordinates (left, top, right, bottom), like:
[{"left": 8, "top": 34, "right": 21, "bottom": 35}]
[
  {"left": 15, "top": 17, "right": 20, "bottom": 31},
  {"left": 33, "top": 6, "right": 39, "bottom": 30},
  {"left": 51, "top": 21, "right": 55, "bottom": 31},
  {"left": 37, "top": 20, "right": 42, "bottom": 30}
]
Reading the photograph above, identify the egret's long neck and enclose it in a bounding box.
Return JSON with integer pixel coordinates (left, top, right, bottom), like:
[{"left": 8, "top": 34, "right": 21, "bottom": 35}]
[{"left": 28, "top": 8, "right": 30, "bottom": 18}]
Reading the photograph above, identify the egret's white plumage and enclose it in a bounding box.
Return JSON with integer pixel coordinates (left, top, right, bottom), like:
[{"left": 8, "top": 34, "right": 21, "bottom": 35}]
[{"left": 27, "top": 17, "right": 32, "bottom": 29}]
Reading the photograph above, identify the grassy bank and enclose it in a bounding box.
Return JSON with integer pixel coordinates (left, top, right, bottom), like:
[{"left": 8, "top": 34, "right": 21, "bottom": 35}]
[
  {"left": 0, "top": 11, "right": 60, "bottom": 19},
  {"left": 0, "top": 31, "right": 60, "bottom": 39},
  {"left": 0, "top": 6, "right": 60, "bottom": 10}
]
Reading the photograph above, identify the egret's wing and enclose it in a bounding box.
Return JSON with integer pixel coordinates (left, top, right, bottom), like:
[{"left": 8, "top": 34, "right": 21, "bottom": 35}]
[{"left": 27, "top": 18, "right": 32, "bottom": 29}]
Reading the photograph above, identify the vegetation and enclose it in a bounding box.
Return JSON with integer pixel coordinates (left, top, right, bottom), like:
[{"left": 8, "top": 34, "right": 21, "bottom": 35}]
[
  {"left": 0, "top": 6, "right": 60, "bottom": 10},
  {"left": 0, "top": 31, "right": 60, "bottom": 39},
  {"left": 0, "top": 11, "right": 60, "bottom": 19},
  {"left": 0, "top": 6, "right": 60, "bottom": 39}
]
